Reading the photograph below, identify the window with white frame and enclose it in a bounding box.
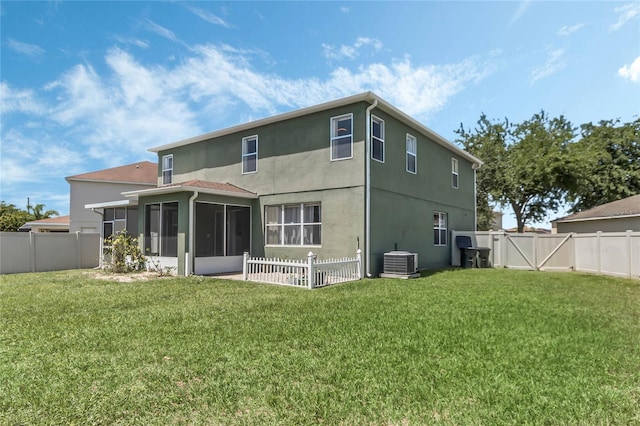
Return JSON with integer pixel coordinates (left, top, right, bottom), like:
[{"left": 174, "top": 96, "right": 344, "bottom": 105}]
[
  {"left": 406, "top": 134, "right": 417, "bottom": 174},
  {"left": 102, "top": 207, "right": 138, "bottom": 241},
  {"left": 265, "top": 203, "right": 321, "bottom": 246},
  {"left": 330, "top": 114, "right": 353, "bottom": 161},
  {"left": 434, "top": 212, "right": 447, "bottom": 246},
  {"left": 242, "top": 135, "right": 258, "bottom": 174},
  {"left": 162, "top": 154, "right": 173, "bottom": 185},
  {"left": 371, "top": 116, "right": 384, "bottom": 162},
  {"left": 452, "top": 158, "right": 459, "bottom": 189}
]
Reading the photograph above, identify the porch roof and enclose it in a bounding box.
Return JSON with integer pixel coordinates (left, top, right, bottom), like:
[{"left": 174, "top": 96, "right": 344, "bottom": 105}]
[
  {"left": 121, "top": 179, "right": 258, "bottom": 200},
  {"left": 85, "top": 199, "right": 137, "bottom": 209}
]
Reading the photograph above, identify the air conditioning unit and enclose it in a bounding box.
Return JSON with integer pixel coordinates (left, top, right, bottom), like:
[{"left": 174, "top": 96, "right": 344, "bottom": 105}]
[{"left": 383, "top": 251, "right": 418, "bottom": 275}]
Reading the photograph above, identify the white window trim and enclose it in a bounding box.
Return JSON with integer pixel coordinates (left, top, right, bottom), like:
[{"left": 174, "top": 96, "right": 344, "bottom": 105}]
[
  {"left": 242, "top": 135, "right": 258, "bottom": 174},
  {"left": 452, "top": 158, "right": 459, "bottom": 189},
  {"left": 265, "top": 203, "right": 322, "bottom": 247},
  {"left": 434, "top": 211, "right": 448, "bottom": 246},
  {"left": 162, "top": 154, "right": 173, "bottom": 185},
  {"left": 406, "top": 134, "right": 417, "bottom": 174},
  {"left": 371, "top": 115, "right": 385, "bottom": 163},
  {"left": 330, "top": 113, "right": 354, "bottom": 161}
]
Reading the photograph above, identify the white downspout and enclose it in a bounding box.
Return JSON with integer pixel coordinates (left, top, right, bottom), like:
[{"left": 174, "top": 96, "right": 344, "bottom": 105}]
[
  {"left": 188, "top": 191, "right": 198, "bottom": 276},
  {"left": 472, "top": 163, "right": 480, "bottom": 231},
  {"left": 365, "top": 99, "right": 378, "bottom": 278}
]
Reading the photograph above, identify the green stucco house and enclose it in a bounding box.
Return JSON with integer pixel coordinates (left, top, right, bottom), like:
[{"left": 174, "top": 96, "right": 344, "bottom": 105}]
[{"left": 119, "top": 92, "right": 482, "bottom": 276}]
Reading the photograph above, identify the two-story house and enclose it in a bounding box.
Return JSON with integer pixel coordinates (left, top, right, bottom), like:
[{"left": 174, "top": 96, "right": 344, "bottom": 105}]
[{"left": 118, "top": 92, "right": 482, "bottom": 276}]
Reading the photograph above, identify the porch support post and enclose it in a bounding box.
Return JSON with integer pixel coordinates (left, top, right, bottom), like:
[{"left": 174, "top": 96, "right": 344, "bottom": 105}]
[{"left": 187, "top": 191, "right": 198, "bottom": 276}]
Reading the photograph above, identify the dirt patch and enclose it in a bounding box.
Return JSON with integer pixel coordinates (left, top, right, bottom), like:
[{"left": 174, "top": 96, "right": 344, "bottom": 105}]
[{"left": 85, "top": 271, "right": 170, "bottom": 283}]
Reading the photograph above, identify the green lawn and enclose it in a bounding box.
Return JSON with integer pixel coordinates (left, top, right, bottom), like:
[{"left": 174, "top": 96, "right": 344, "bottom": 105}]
[{"left": 1, "top": 269, "right": 639, "bottom": 425}]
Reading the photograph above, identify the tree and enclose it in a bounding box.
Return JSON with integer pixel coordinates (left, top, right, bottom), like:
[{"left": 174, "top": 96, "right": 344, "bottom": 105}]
[
  {"left": 28, "top": 203, "right": 59, "bottom": 220},
  {"left": 0, "top": 202, "right": 31, "bottom": 232},
  {"left": 456, "top": 111, "right": 575, "bottom": 233},
  {"left": 566, "top": 118, "right": 640, "bottom": 212},
  {"left": 0, "top": 201, "right": 59, "bottom": 232}
]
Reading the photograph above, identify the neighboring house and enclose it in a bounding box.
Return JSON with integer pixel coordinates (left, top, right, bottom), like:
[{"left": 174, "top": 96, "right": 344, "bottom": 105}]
[
  {"left": 106, "top": 92, "right": 481, "bottom": 276},
  {"left": 552, "top": 194, "right": 640, "bottom": 233},
  {"left": 505, "top": 226, "right": 551, "bottom": 234},
  {"left": 65, "top": 161, "right": 157, "bottom": 236},
  {"left": 18, "top": 215, "right": 70, "bottom": 233}
]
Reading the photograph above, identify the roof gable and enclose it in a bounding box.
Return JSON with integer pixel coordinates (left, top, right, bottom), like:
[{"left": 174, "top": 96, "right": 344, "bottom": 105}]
[
  {"left": 66, "top": 161, "right": 157, "bottom": 184},
  {"left": 148, "top": 92, "right": 482, "bottom": 167}
]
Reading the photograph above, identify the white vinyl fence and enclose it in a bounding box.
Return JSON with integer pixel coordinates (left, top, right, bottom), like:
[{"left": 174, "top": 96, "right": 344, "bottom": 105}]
[
  {"left": 243, "top": 250, "right": 362, "bottom": 289},
  {"left": 452, "top": 230, "right": 639, "bottom": 280},
  {"left": 0, "top": 232, "right": 101, "bottom": 274}
]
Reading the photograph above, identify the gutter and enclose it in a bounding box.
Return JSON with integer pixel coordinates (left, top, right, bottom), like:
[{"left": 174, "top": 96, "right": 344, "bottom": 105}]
[
  {"left": 187, "top": 190, "right": 199, "bottom": 276},
  {"left": 365, "top": 99, "right": 378, "bottom": 278}
]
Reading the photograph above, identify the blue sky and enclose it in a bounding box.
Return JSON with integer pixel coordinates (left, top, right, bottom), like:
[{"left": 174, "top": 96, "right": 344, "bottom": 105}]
[{"left": 1, "top": 1, "right": 639, "bottom": 230}]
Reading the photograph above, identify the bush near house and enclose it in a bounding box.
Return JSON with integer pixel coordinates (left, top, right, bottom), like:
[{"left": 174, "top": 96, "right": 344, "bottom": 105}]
[
  {"left": 102, "top": 231, "right": 146, "bottom": 273},
  {"left": 1, "top": 269, "right": 639, "bottom": 424}
]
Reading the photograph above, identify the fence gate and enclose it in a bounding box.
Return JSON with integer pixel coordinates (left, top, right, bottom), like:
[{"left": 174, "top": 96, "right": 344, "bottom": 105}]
[{"left": 504, "top": 233, "right": 574, "bottom": 271}]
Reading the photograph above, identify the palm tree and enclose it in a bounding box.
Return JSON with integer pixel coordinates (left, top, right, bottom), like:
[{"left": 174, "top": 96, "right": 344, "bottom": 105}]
[{"left": 28, "top": 203, "right": 59, "bottom": 220}]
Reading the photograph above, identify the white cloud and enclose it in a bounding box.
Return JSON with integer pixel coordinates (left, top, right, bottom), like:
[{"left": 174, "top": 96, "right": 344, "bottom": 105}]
[
  {"left": 0, "top": 82, "right": 45, "bottom": 115},
  {"left": 144, "top": 19, "right": 180, "bottom": 42},
  {"left": 187, "top": 6, "right": 232, "bottom": 28},
  {"left": 610, "top": 3, "right": 640, "bottom": 31},
  {"left": 323, "top": 37, "right": 383, "bottom": 61},
  {"left": 557, "top": 23, "right": 585, "bottom": 36},
  {"left": 6, "top": 39, "right": 44, "bottom": 57},
  {"left": 618, "top": 56, "right": 640, "bottom": 82},
  {"left": 340, "top": 6, "right": 350, "bottom": 14},
  {"left": 509, "top": 0, "right": 532, "bottom": 26},
  {"left": 1, "top": 42, "right": 494, "bottom": 189},
  {"left": 530, "top": 48, "right": 565, "bottom": 84},
  {"left": 0, "top": 129, "right": 85, "bottom": 186},
  {"left": 112, "top": 35, "right": 149, "bottom": 49}
]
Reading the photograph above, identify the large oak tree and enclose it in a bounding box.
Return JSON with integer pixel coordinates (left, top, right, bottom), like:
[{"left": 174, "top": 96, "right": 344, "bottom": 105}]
[
  {"left": 566, "top": 118, "right": 640, "bottom": 213},
  {"left": 456, "top": 112, "right": 575, "bottom": 232}
]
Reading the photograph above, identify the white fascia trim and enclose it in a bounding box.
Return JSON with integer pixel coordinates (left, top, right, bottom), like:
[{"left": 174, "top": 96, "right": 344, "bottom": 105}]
[
  {"left": 66, "top": 177, "right": 157, "bottom": 185},
  {"left": 85, "top": 200, "right": 135, "bottom": 209},
  {"left": 122, "top": 185, "right": 258, "bottom": 199},
  {"left": 21, "top": 222, "right": 69, "bottom": 228},
  {"left": 554, "top": 213, "right": 640, "bottom": 223}
]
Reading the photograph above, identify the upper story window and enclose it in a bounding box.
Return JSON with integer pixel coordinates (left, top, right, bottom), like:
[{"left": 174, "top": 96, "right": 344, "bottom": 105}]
[
  {"left": 406, "top": 134, "right": 417, "bottom": 174},
  {"left": 434, "top": 211, "right": 448, "bottom": 246},
  {"left": 162, "top": 154, "right": 173, "bottom": 185},
  {"left": 371, "top": 116, "right": 384, "bottom": 163},
  {"left": 330, "top": 114, "right": 353, "bottom": 161},
  {"left": 265, "top": 203, "right": 322, "bottom": 246},
  {"left": 452, "top": 158, "right": 459, "bottom": 189},
  {"left": 242, "top": 135, "right": 258, "bottom": 174}
]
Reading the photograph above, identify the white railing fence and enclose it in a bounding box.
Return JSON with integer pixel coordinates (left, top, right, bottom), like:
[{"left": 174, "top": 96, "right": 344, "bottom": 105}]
[
  {"left": 451, "top": 230, "right": 639, "bottom": 280},
  {"left": 243, "top": 250, "right": 362, "bottom": 289}
]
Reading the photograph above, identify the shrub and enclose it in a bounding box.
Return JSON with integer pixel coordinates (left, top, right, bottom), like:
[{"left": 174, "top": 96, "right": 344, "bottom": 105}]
[{"left": 103, "top": 231, "right": 146, "bottom": 273}]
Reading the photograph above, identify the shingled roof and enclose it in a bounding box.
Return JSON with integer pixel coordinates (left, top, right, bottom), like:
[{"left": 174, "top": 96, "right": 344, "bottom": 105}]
[
  {"left": 554, "top": 194, "right": 640, "bottom": 223},
  {"left": 66, "top": 161, "right": 157, "bottom": 184}
]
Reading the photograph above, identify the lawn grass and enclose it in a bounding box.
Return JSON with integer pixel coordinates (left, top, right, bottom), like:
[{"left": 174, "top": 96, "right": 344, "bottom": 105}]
[{"left": 1, "top": 268, "right": 639, "bottom": 424}]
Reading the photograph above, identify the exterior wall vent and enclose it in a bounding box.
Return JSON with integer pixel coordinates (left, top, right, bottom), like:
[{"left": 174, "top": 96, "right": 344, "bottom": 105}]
[{"left": 383, "top": 251, "right": 418, "bottom": 275}]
